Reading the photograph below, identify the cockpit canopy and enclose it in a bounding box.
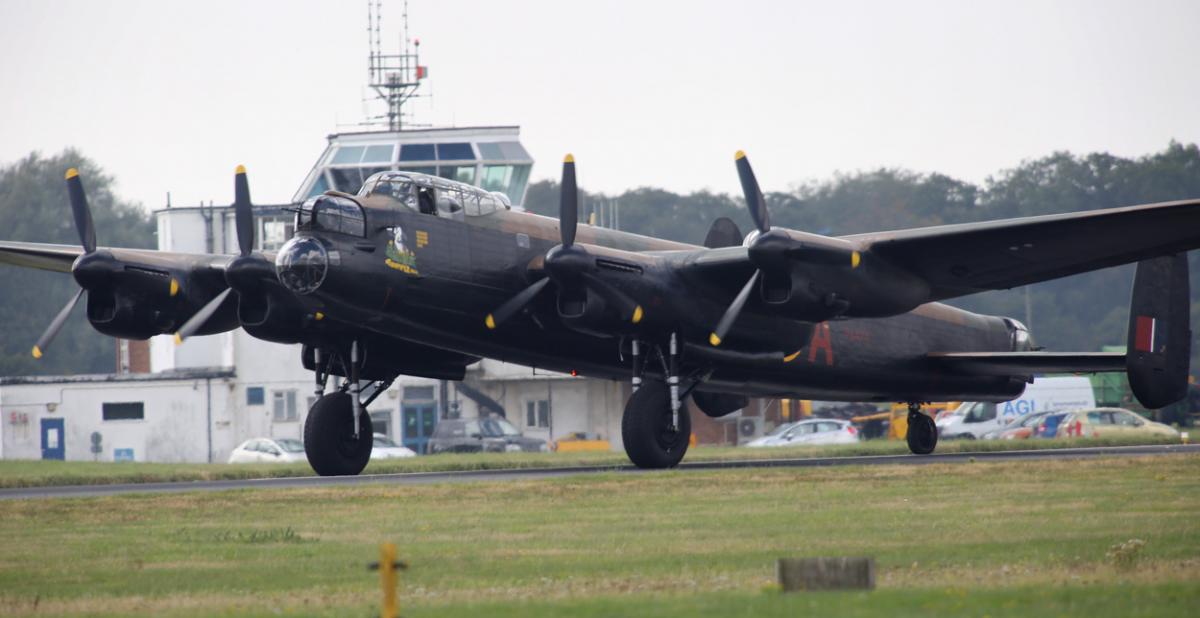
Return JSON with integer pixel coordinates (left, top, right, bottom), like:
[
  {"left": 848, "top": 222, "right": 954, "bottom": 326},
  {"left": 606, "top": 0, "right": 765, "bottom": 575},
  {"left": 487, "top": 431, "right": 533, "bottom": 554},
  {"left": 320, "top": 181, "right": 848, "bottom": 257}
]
[
  {"left": 296, "top": 194, "right": 366, "bottom": 237},
  {"left": 359, "top": 171, "right": 511, "bottom": 218}
]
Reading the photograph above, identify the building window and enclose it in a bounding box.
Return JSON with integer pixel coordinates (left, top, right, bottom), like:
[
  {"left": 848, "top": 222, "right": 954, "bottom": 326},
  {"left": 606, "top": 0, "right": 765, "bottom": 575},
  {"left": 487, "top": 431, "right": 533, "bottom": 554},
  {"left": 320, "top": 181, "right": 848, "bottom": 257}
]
[
  {"left": 102, "top": 402, "right": 144, "bottom": 421},
  {"left": 404, "top": 386, "right": 435, "bottom": 401},
  {"left": 273, "top": 390, "right": 298, "bottom": 422},
  {"left": 525, "top": 400, "right": 550, "bottom": 428},
  {"left": 247, "top": 387, "right": 265, "bottom": 406}
]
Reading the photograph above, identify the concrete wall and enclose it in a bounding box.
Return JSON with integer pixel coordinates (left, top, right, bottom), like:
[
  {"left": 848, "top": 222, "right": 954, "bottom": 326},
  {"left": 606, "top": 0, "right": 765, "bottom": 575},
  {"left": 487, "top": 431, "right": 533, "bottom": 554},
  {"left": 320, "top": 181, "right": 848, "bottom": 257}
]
[{"left": 0, "top": 377, "right": 233, "bottom": 463}]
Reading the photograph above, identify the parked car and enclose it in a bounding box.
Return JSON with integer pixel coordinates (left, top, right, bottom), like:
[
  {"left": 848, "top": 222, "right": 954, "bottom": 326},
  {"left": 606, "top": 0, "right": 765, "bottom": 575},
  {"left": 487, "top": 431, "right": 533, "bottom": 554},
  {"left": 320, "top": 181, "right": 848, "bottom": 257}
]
[
  {"left": 982, "top": 410, "right": 1055, "bottom": 440},
  {"left": 427, "top": 416, "right": 549, "bottom": 454},
  {"left": 228, "top": 438, "right": 307, "bottom": 464},
  {"left": 371, "top": 433, "right": 417, "bottom": 459},
  {"left": 1034, "top": 412, "right": 1071, "bottom": 438},
  {"left": 938, "top": 376, "right": 1096, "bottom": 440},
  {"left": 1054, "top": 408, "right": 1179, "bottom": 439},
  {"left": 744, "top": 419, "right": 858, "bottom": 447}
]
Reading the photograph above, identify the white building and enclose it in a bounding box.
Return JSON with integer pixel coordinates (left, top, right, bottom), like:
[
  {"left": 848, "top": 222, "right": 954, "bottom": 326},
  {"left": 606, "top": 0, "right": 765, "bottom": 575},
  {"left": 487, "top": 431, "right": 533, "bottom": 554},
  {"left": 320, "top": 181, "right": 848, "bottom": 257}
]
[{"left": 1, "top": 126, "right": 636, "bottom": 463}]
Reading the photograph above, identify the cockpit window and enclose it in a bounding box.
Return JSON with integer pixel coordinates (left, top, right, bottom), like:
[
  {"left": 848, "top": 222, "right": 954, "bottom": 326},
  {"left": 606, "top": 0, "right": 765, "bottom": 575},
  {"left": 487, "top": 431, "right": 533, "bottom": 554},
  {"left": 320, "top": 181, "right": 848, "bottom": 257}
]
[
  {"left": 297, "top": 194, "right": 366, "bottom": 237},
  {"left": 364, "top": 178, "right": 417, "bottom": 209}
]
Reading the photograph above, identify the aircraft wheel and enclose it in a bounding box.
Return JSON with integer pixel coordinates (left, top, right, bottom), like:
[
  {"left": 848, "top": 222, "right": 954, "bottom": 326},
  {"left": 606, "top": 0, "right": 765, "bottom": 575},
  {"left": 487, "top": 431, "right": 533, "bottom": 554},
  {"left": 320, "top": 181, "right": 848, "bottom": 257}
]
[
  {"left": 622, "top": 380, "right": 691, "bottom": 469},
  {"left": 303, "top": 392, "right": 373, "bottom": 476},
  {"left": 906, "top": 411, "right": 938, "bottom": 455}
]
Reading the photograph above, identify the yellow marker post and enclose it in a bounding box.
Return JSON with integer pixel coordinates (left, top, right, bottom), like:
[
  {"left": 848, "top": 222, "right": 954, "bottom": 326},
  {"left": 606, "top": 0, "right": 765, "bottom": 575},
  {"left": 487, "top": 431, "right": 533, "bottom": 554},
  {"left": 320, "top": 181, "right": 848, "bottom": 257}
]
[{"left": 380, "top": 542, "right": 398, "bottom": 618}]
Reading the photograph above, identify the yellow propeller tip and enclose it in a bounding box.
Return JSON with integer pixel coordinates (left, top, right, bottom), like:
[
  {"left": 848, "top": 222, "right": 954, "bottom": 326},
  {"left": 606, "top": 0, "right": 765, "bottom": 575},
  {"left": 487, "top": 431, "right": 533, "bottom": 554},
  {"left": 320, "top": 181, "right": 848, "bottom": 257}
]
[
  {"left": 734, "top": 150, "right": 746, "bottom": 161},
  {"left": 235, "top": 164, "right": 246, "bottom": 175},
  {"left": 173, "top": 333, "right": 183, "bottom": 345},
  {"left": 65, "top": 168, "right": 79, "bottom": 179},
  {"left": 485, "top": 314, "right": 496, "bottom": 330},
  {"left": 709, "top": 333, "right": 722, "bottom": 347},
  {"left": 31, "top": 346, "right": 42, "bottom": 359},
  {"left": 784, "top": 350, "right": 801, "bottom": 363},
  {"left": 851, "top": 251, "right": 861, "bottom": 268},
  {"left": 563, "top": 153, "right": 575, "bottom": 164},
  {"left": 631, "top": 306, "right": 644, "bottom": 324},
  {"left": 314, "top": 311, "right": 325, "bottom": 321},
  {"left": 169, "top": 279, "right": 180, "bottom": 297}
]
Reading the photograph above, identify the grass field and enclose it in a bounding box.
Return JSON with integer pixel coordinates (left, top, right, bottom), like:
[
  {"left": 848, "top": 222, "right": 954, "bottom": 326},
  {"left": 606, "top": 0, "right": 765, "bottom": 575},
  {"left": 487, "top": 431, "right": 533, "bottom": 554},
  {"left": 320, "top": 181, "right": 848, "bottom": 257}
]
[
  {"left": 1, "top": 453, "right": 1198, "bottom": 617},
  {"left": 0, "top": 434, "right": 1182, "bottom": 489}
]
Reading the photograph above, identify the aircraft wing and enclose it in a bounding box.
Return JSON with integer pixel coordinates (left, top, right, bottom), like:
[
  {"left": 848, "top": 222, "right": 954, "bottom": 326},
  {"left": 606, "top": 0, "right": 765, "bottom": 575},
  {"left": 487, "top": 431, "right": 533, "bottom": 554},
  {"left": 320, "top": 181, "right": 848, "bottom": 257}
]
[
  {"left": 0, "top": 240, "right": 235, "bottom": 274},
  {"left": 928, "top": 352, "right": 1126, "bottom": 375},
  {"left": 849, "top": 198, "right": 1200, "bottom": 301},
  {"left": 0, "top": 241, "right": 84, "bottom": 273}
]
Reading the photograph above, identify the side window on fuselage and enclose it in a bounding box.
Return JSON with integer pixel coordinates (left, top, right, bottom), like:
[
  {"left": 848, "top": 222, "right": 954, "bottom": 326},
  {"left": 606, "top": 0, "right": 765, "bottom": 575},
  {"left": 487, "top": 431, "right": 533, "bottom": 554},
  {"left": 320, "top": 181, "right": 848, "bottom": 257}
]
[{"left": 417, "top": 186, "right": 437, "bottom": 215}]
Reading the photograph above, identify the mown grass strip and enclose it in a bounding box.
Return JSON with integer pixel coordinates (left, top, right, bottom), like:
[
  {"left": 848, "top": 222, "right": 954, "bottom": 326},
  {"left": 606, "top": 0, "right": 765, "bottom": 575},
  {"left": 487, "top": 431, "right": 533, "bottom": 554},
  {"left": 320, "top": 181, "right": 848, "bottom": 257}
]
[{"left": 0, "top": 435, "right": 1181, "bottom": 489}]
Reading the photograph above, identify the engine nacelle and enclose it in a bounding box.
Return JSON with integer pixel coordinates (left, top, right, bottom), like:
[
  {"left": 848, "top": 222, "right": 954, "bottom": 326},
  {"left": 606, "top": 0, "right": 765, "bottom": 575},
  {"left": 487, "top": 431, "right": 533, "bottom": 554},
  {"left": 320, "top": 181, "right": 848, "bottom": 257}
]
[{"left": 239, "top": 290, "right": 308, "bottom": 344}]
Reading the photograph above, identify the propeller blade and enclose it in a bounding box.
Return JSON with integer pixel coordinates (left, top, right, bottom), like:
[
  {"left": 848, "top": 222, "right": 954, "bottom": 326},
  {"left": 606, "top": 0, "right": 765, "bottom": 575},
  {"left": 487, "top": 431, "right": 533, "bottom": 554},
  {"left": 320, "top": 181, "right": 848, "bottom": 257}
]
[
  {"left": 32, "top": 288, "right": 85, "bottom": 359},
  {"left": 173, "top": 287, "right": 234, "bottom": 344},
  {"left": 485, "top": 278, "right": 551, "bottom": 330},
  {"left": 734, "top": 151, "right": 769, "bottom": 233},
  {"left": 234, "top": 165, "right": 254, "bottom": 257},
  {"left": 581, "top": 273, "right": 644, "bottom": 324},
  {"left": 65, "top": 168, "right": 97, "bottom": 253},
  {"left": 560, "top": 154, "right": 578, "bottom": 248},
  {"left": 709, "top": 270, "right": 761, "bottom": 346}
]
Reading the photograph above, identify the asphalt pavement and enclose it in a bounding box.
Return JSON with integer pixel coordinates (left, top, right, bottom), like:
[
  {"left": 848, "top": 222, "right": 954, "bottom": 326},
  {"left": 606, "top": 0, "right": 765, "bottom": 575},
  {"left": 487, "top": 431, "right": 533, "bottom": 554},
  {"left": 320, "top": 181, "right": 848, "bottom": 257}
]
[{"left": 2, "top": 443, "right": 1197, "bottom": 501}]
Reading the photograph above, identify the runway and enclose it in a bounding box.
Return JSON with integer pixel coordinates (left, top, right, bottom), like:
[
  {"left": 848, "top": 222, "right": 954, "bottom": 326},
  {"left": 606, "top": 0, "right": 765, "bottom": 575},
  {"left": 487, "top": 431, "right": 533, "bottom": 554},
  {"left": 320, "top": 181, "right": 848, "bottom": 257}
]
[{"left": 3, "top": 443, "right": 1197, "bottom": 501}]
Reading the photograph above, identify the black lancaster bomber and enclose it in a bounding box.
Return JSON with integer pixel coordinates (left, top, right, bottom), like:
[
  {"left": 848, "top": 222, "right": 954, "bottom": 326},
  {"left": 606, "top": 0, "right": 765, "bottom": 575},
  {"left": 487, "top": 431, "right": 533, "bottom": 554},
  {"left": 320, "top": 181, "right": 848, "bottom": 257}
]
[{"left": 2, "top": 153, "right": 1197, "bottom": 475}]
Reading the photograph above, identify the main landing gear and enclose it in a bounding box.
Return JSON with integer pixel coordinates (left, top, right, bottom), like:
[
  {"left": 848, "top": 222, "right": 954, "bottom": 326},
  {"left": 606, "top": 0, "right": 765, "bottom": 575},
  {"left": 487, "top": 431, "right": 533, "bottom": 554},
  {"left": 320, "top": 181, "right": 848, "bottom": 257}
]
[
  {"left": 304, "top": 342, "right": 393, "bottom": 476},
  {"left": 622, "top": 334, "right": 693, "bottom": 469},
  {"left": 905, "top": 402, "right": 938, "bottom": 455}
]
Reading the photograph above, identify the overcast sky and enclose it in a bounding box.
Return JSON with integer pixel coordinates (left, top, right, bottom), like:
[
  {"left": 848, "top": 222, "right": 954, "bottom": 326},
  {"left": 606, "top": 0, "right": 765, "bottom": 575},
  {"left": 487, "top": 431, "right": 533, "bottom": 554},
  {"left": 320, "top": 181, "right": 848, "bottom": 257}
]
[{"left": 1, "top": 0, "right": 1198, "bottom": 211}]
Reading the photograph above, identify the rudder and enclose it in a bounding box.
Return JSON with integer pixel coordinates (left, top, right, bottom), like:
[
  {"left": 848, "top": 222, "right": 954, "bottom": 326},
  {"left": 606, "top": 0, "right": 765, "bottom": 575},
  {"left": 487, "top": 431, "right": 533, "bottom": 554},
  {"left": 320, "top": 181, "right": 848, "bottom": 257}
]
[{"left": 1126, "top": 253, "right": 1191, "bottom": 408}]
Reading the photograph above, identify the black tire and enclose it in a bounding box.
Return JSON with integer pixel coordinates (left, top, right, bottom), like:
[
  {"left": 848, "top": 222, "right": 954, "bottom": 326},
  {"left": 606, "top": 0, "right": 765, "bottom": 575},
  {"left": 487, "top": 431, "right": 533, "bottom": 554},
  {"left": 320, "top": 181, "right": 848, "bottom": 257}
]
[
  {"left": 303, "top": 392, "right": 373, "bottom": 476},
  {"left": 906, "top": 411, "right": 938, "bottom": 455},
  {"left": 622, "top": 380, "right": 691, "bottom": 469}
]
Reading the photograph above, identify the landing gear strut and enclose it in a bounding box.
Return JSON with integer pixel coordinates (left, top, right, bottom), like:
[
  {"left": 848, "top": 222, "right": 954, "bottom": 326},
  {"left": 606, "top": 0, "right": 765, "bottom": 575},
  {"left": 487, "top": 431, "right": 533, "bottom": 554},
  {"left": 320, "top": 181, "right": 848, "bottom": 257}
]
[
  {"left": 622, "top": 333, "right": 692, "bottom": 469},
  {"left": 905, "top": 402, "right": 938, "bottom": 455},
  {"left": 303, "top": 343, "right": 394, "bottom": 476}
]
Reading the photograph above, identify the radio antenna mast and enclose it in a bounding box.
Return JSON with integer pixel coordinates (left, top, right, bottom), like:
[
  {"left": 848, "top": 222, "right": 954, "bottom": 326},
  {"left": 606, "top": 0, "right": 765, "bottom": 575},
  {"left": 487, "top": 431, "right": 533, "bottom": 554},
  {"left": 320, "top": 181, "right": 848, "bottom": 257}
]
[{"left": 366, "top": 0, "right": 427, "bottom": 130}]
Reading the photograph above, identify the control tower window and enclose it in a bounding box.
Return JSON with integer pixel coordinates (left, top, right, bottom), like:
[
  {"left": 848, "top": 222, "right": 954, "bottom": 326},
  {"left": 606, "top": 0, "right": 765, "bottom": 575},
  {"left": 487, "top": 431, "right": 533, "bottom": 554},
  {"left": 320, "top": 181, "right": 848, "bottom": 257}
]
[
  {"left": 362, "top": 145, "right": 394, "bottom": 163},
  {"left": 305, "top": 173, "right": 331, "bottom": 199},
  {"left": 331, "top": 146, "right": 365, "bottom": 164},
  {"left": 481, "top": 164, "right": 532, "bottom": 204},
  {"left": 400, "top": 144, "right": 436, "bottom": 162},
  {"left": 436, "top": 143, "right": 475, "bottom": 160},
  {"left": 438, "top": 165, "right": 476, "bottom": 184}
]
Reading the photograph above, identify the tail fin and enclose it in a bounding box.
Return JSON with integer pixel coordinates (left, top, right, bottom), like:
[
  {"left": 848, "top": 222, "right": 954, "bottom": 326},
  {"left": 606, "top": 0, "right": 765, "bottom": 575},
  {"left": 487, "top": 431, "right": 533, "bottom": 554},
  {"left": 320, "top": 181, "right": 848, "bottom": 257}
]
[{"left": 1127, "top": 253, "right": 1191, "bottom": 408}]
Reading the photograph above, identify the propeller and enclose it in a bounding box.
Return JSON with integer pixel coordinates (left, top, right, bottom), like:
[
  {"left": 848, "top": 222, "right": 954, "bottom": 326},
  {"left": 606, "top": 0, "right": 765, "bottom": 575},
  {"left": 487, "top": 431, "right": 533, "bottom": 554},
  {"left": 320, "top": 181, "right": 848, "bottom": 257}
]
[
  {"left": 31, "top": 169, "right": 101, "bottom": 359},
  {"left": 174, "top": 165, "right": 259, "bottom": 343},
  {"left": 485, "top": 155, "right": 643, "bottom": 330},
  {"left": 708, "top": 151, "right": 860, "bottom": 347}
]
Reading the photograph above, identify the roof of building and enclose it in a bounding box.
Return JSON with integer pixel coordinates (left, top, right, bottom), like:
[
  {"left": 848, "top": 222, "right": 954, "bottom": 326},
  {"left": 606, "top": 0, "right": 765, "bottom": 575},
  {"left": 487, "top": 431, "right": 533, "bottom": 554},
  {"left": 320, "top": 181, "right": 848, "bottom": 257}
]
[{"left": 0, "top": 367, "right": 235, "bottom": 386}]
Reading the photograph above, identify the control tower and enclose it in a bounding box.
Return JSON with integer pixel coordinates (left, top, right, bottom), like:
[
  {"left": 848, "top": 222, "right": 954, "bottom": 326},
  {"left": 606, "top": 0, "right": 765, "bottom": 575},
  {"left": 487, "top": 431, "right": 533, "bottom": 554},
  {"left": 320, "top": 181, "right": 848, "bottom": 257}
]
[{"left": 291, "top": 1, "right": 534, "bottom": 206}]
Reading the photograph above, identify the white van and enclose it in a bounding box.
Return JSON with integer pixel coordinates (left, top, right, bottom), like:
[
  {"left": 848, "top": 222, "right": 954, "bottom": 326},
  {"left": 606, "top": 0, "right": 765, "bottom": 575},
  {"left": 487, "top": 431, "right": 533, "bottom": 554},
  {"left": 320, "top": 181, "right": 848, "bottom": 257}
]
[{"left": 937, "top": 376, "right": 1096, "bottom": 440}]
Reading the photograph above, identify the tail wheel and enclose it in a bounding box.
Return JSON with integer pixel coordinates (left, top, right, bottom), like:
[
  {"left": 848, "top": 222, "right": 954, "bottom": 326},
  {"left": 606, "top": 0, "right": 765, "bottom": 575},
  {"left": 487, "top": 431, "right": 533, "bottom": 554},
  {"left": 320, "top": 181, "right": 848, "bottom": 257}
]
[
  {"left": 622, "top": 380, "right": 691, "bottom": 469},
  {"left": 906, "top": 411, "right": 938, "bottom": 455},
  {"left": 303, "top": 392, "right": 373, "bottom": 476}
]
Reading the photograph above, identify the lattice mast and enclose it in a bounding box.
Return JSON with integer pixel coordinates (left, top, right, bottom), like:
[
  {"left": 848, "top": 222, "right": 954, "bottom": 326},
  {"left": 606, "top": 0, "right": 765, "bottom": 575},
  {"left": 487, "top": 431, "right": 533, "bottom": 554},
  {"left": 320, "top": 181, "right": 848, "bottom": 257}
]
[{"left": 367, "top": 0, "right": 427, "bottom": 131}]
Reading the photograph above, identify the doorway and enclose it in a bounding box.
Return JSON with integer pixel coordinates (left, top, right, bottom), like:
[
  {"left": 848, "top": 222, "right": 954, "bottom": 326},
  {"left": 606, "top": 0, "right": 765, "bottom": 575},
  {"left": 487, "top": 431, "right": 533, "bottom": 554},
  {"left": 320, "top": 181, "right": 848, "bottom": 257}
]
[{"left": 40, "top": 418, "right": 64, "bottom": 460}]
